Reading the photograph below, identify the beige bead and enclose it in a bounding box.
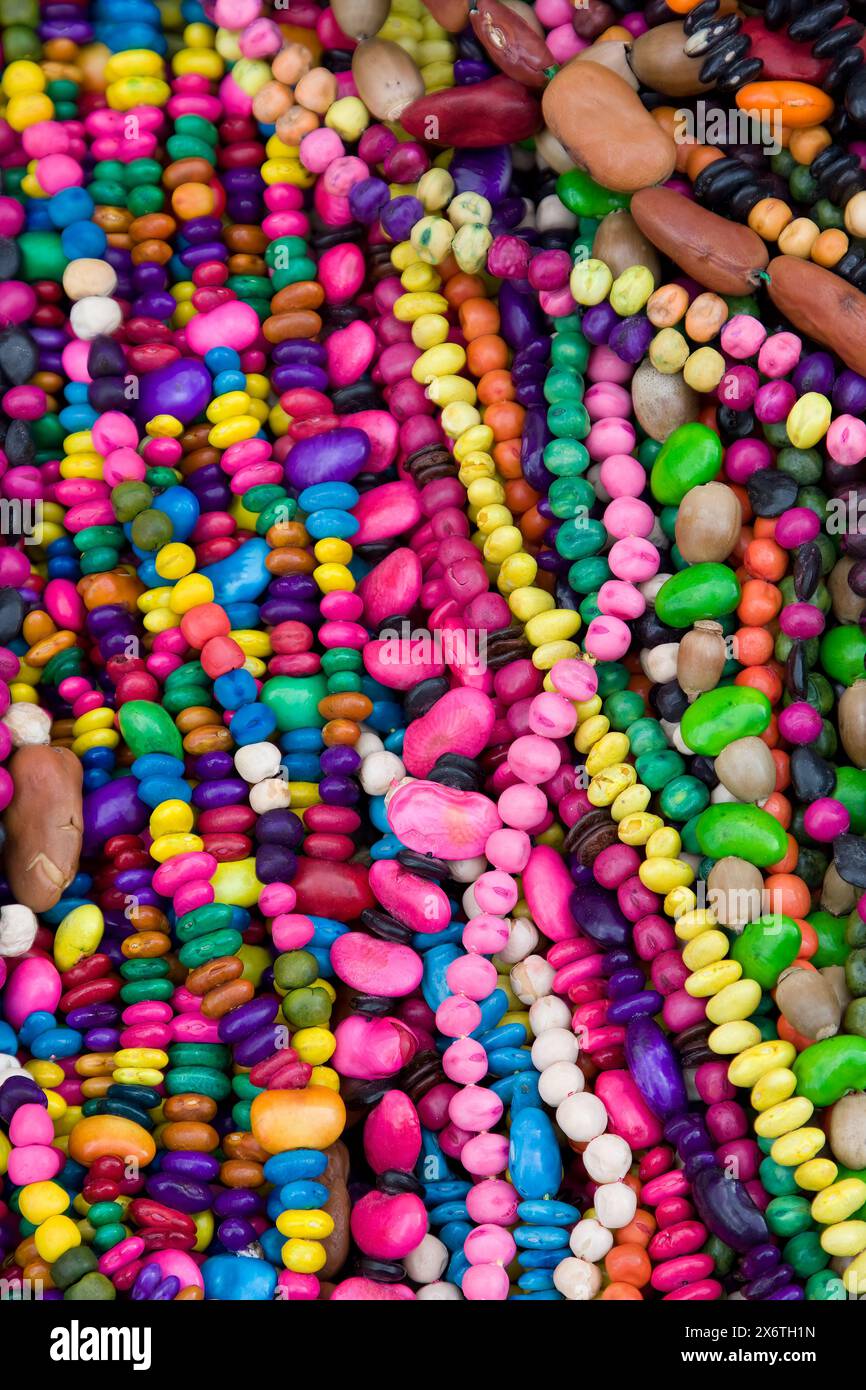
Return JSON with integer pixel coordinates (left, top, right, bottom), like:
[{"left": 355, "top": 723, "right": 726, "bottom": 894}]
[
  {"left": 62, "top": 258, "right": 118, "bottom": 301},
  {"left": 845, "top": 190, "right": 866, "bottom": 239}
]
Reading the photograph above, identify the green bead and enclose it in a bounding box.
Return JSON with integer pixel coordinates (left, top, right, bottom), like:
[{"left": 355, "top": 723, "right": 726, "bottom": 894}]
[
  {"left": 543, "top": 438, "right": 590, "bottom": 477},
  {"left": 320, "top": 647, "right": 361, "bottom": 675},
  {"left": 555, "top": 516, "right": 605, "bottom": 561},
  {"left": 233, "top": 1074, "right": 262, "bottom": 1101},
  {"left": 812, "top": 197, "right": 844, "bottom": 230},
  {"left": 550, "top": 331, "right": 589, "bottom": 374},
  {"left": 127, "top": 185, "right": 165, "bottom": 217},
  {"left": 261, "top": 674, "right": 327, "bottom": 731},
  {"left": 244, "top": 484, "right": 286, "bottom": 513},
  {"left": 73, "top": 524, "right": 125, "bottom": 552},
  {"left": 680, "top": 686, "right": 771, "bottom": 756},
  {"left": 146, "top": 467, "right": 181, "bottom": 491},
  {"left": 165, "top": 1066, "right": 232, "bottom": 1102},
  {"left": 86, "top": 1201, "right": 124, "bottom": 1229},
  {"left": 282, "top": 986, "right": 333, "bottom": 1028},
  {"left": 88, "top": 180, "right": 127, "bottom": 205},
  {"left": 846, "top": 947, "right": 866, "bottom": 998},
  {"left": 626, "top": 716, "right": 668, "bottom": 757},
  {"left": 702, "top": 1235, "right": 735, "bottom": 1276},
  {"left": 124, "top": 158, "right": 162, "bottom": 187},
  {"left": 766, "top": 1195, "right": 813, "bottom": 1238},
  {"left": 17, "top": 231, "right": 66, "bottom": 282},
  {"left": 793, "top": 1035, "right": 866, "bottom": 1106},
  {"left": 119, "top": 701, "right": 183, "bottom": 758},
  {"left": 696, "top": 805, "right": 788, "bottom": 869},
  {"left": 79, "top": 547, "right": 120, "bottom": 576},
  {"left": 556, "top": 169, "right": 630, "bottom": 218},
  {"left": 729, "top": 912, "right": 801, "bottom": 989},
  {"left": 595, "top": 662, "right": 629, "bottom": 696},
  {"left": 760, "top": 1156, "right": 800, "bottom": 1197},
  {"left": 603, "top": 689, "right": 644, "bottom": 731},
  {"left": 327, "top": 671, "right": 360, "bottom": 694},
  {"left": 91, "top": 1223, "right": 128, "bottom": 1254},
  {"left": 175, "top": 114, "right": 218, "bottom": 145},
  {"left": 111, "top": 480, "right": 153, "bottom": 522},
  {"left": 547, "top": 401, "right": 590, "bottom": 440},
  {"left": 168, "top": 1043, "right": 230, "bottom": 1069},
  {"left": 843, "top": 996, "right": 866, "bottom": 1037},
  {"left": 681, "top": 816, "right": 703, "bottom": 858},
  {"left": 579, "top": 593, "right": 601, "bottom": 624},
  {"left": 270, "top": 259, "right": 318, "bottom": 290},
  {"left": 777, "top": 446, "right": 822, "bottom": 485},
  {"left": 771, "top": 149, "right": 795, "bottom": 178},
  {"left": 544, "top": 367, "right": 583, "bottom": 405},
  {"left": 568, "top": 556, "right": 610, "bottom": 593},
  {"left": 634, "top": 748, "right": 684, "bottom": 791},
  {"left": 163, "top": 686, "right": 212, "bottom": 715},
  {"left": 119, "top": 958, "right": 169, "bottom": 980},
  {"left": 166, "top": 134, "right": 214, "bottom": 161},
  {"left": 130, "top": 508, "right": 173, "bottom": 551},
  {"left": 658, "top": 774, "right": 709, "bottom": 823},
  {"left": 120, "top": 979, "right": 175, "bottom": 1003},
  {"left": 654, "top": 564, "right": 740, "bottom": 628},
  {"left": 232, "top": 1100, "right": 253, "bottom": 1131},
  {"left": 177, "top": 928, "right": 243, "bottom": 968},
  {"left": 789, "top": 163, "right": 819, "bottom": 202},
  {"left": 548, "top": 476, "right": 595, "bottom": 518},
  {"left": 52, "top": 1246, "right": 98, "bottom": 1291},
  {"left": 64, "top": 1273, "right": 116, "bottom": 1301},
  {"left": 805, "top": 1270, "right": 846, "bottom": 1300},
  {"left": 2, "top": 24, "right": 40, "bottom": 59},
  {"left": 650, "top": 423, "right": 723, "bottom": 505},
  {"left": 166, "top": 660, "right": 206, "bottom": 687},
  {"left": 820, "top": 624, "right": 866, "bottom": 686},
  {"left": 274, "top": 949, "right": 319, "bottom": 990}
]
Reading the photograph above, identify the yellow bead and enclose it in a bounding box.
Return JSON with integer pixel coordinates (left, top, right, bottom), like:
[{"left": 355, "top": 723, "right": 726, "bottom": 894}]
[
  {"left": 708, "top": 1020, "right": 762, "bottom": 1055},
  {"left": 413, "top": 313, "right": 451, "bottom": 351},
  {"left": 7, "top": 93, "right": 54, "bottom": 130},
  {"left": 107, "top": 77, "right": 171, "bottom": 111},
  {"left": 416, "top": 167, "right": 454, "bottom": 211},
  {"left": 45, "top": 1090, "right": 66, "bottom": 1121},
  {"left": 169, "top": 575, "right": 214, "bottom": 614},
  {"left": 525, "top": 609, "right": 582, "bottom": 648},
  {"left": 208, "top": 415, "right": 260, "bottom": 449},
  {"left": 112, "top": 1067, "right": 164, "bottom": 1086},
  {"left": 617, "top": 812, "right": 663, "bottom": 847},
  {"left": 394, "top": 291, "right": 449, "bottom": 321},
  {"left": 192, "top": 1208, "right": 214, "bottom": 1252},
  {"left": 0, "top": 1130, "right": 9, "bottom": 1176},
  {"left": 19, "top": 1181, "right": 69, "bottom": 1225},
  {"left": 754, "top": 1096, "right": 814, "bottom": 1138},
  {"left": 427, "top": 374, "right": 477, "bottom": 407},
  {"left": 173, "top": 48, "right": 223, "bottom": 78},
  {"left": 114, "top": 1048, "right": 169, "bottom": 1070},
  {"left": 497, "top": 552, "right": 537, "bottom": 593},
  {"left": 575, "top": 713, "right": 608, "bottom": 754},
  {"left": 289, "top": 1027, "right": 336, "bottom": 1065},
  {"left": 644, "top": 827, "right": 682, "bottom": 860},
  {"left": 282, "top": 1237, "right": 326, "bottom": 1273},
  {"left": 54, "top": 904, "right": 104, "bottom": 972},
  {"left": 811, "top": 1179, "right": 866, "bottom": 1225},
  {"left": 683, "top": 930, "right": 730, "bottom": 973},
  {"left": 584, "top": 732, "right": 629, "bottom": 776},
  {"left": 820, "top": 1220, "right": 866, "bottom": 1258},
  {"left": 728, "top": 1040, "right": 796, "bottom": 1089},
  {"left": 770, "top": 1126, "right": 826, "bottom": 1167},
  {"left": 674, "top": 909, "right": 717, "bottom": 941},
  {"left": 484, "top": 527, "right": 523, "bottom": 566},
  {"left": 639, "top": 857, "right": 694, "bottom": 895},
  {"left": 150, "top": 833, "right": 204, "bottom": 862},
  {"left": 230, "top": 630, "right": 271, "bottom": 660},
  {"left": 324, "top": 97, "right": 369, "bottom": 142},
  {"left": 207, "top": 391, "right": 251, "bottom": 423},
  {"left": 72, "top": 707, "right": 114, "bottom": 736},
  {"left": 667, "top": 887, "right": 698, "bottom": 919},
  {"left": 314, "top": 538, "right": 352, "bottom": 565},
  {"left": 685, "top": 959, "right": 743, "bottom": 998},
  {"left": 104, "top": 49, "right": 164, "bottom": 80},
  {"left": 587, "top": 764, "right": 635, "bottom": 808},
  {"left": 842, "top": 1249, "right": 866, "bottom": 1295},
  {"left": 26, "top": 1060, "right": 65, "bottom": 1089},
  {"left": 750, "top": 1067, "right": 797, "bottom": 1112},
  {"left": 72, "top": 728, "right": 120, "bottom": 757},
  {"left": 532, "top": 640, "right": 579, "bottom": 670},
  {"left": 610, "top": 784, "right": 651, "bottom": 822},
  {"left": 150, "top": 799, "right": 194, "bottom": 838},
  {"left": 276, "top": 1209, "right": 335, "bottom": 1240},
  {"left": 34, "top": 1213, "right": 81, "bottom": 1263},
  {"left": 3, "top": 59, "right": 46, "bottom": 96},
  {"left": 138, "top": 585, "right": 174, "bottom": 613},
  {"left": 795, "top": 1158, "right": 838, "bottom": 1192}
]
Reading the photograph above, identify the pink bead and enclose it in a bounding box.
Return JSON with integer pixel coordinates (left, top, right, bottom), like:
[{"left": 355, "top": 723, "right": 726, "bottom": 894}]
[
  {"left": 350, "top": 1191, "right": 427, "bottom": 1259},
  {"left": 584, "top": 381, "right": 631, "bottom": 420},
  {"left": 443, "top": 1037, "right": 489, "bottom": 1084},
  {"left": 9, "top": 1102, "right": 54, "bottom": 1147},
  {"left": 598, "top": 579, "right": 645, "bottom": 620},
  {"left": 497, "top": 782, "right": 548, "bottom": 830},
  {"left": 460, "top": 1132, "right": 509, "bottom": 1176},
  {"left": 585, "top": 614, "right": 631, "bottom": 661},
  {"left": 507, "top": 733, "right": 561, "bottom": 785},
  {"left": 588, "top": 344, "right": 633, "bottom": 384},
  {"left": 551, "top": 656, "right": 597, "bottom": 701},
  {"left": 436, "top": 994, "right": 482, "bottom": 1038},
  {"left": 446, "top": 954, "right": 497, "bottom": 1001},
  {"left": 720, "top": 314, "right": 767, "bottom": 360},
  {"left": 604, "top": 495, "right": 654, "bottom": 539},
  {"left": 464, "top": 1223, "right": 516, "bottom": 1266},
  {"left": 599, "top": 453, "right": 646, "bottom": 498},
  {"left": 300, "top": 127, "right": 345, "bottom": 173},
  {"left": 448, "top": 1084, "right": 503, "bottom": 1132},
  {"left": 462, "top": 914, "right": 510, "bottom": 955},
  {"left": 586, "top": 417, "right": 636, "bottom": 461},
  {"left": 757, "top": 331, "right": 801, "bottom": 378},
  {"left": 465, "top": 1178, "right": 518, "bottom": 1225},
  {"left": 827, "top": 413, "right": 866, "bottom": 466},
  {"left": 259, "top": 882, "right": 296, "bottom": 915},
  {"left": 92, "top": 411, "right": 138, "bottom": 454},
  {"left": 8, "top": 1144, "right": 64, "bottom": 1185},
  {"left": 473, "top": 869, "right": 518, "bottom": 915},
  {"left": 528, "top": 690, "right": 576, "bottom": 739},
  {"left": 271, "top": 913, "right": 315, "bottom": 950},
  {"left": 607, "top": 536, "right": 660, "bottom": 583}
]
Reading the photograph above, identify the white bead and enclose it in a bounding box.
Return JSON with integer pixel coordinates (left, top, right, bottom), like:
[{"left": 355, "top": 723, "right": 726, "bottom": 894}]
[
  {"left": 461, "top": 883, "right": 481, "bottom": 918},
  {"left": 404, "top": 1233, "right": 448, "bottom": 1284},
  {"left": 0, "top": 904, "right": 38, "bottom": 957},
  {"left": 640, "top": 642, "right": 679, "bottom": 685},
  {"left": 642, "top": 572, "right": 671, "bottom": 604},
  {"left": 355, "top": 730, "right": 384, "bottom": 757},
  {"left": 1, "top": 704, "right": 51, "bottom": 747},
  {"left": 537, "top": 192, "right": 577, "bottom": 231},
  {"left": 510, "top": 954, "right": 555, "bottom": 1005},
  {"left": 538, "top": 1060, "right": 584, "bottom": 1108},
  {"left": 531, "top": 1027, "right": 578, "bottom": 1072},
  {"left": 234, "top": 742, "right": 282, "bottom": 784},
  {"left": 448, "top": 856, "right": 486, "bottom": 884},
  {"left": 249, "top": 777, "right": 291, "bottom": 814},
  {"left": 497, "top": 916, "right": 537, "bottom": 963},
  {"left": 710, "top": 781, "right": 739, "bottom": 804},
  {"left": 528, "top": 994, "right": 571, "bottom": 1035},
  {"left": 583, "top": 1133, "right": 632, "bottom": 1184},
  {"left": 359, "top": 750, "right": 405, "bottom": 796},
  {"left": 70, "top": 295, "right": 123, "bottom": 340},
  {"left": 569, "top": 1217, "right": 613, "bottom": 1263},
  {"left": 556, "top": 1091, "right": 607, "bottom": 1143},
  {"left": 553, "top": 1256, "right": 603, "bottom": 1300},
  {"left": 593, "top": 1180, "right": 638, "bottom": 1230},
  {"left": 416, "top": 1281, "right": 463, "bottom": 1300},
  {"left": 669, "top": 721, "right": 692, "bottom": 757}
]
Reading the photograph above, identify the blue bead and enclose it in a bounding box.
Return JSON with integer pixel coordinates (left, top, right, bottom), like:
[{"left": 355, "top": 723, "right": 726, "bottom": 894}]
[
  {"left": 307, "top": 916, "right": 347, "bottom": 949},
  {"left": 412, "top": 918, "right": 462, "bottom": 951},
  {"left": 280, "top": 727, "right": 323, "bottom": 753},
  {"left": 281, "top": 752, "right": 320, "bottom": 781},
  {"left": 132, "top": 754, "right": 186, "bottom": 781},
  {"left": 439, "top": 1221, "right": 473, "bottom": 1251},
  {"left": 59, "top": 404, "right": 97, "bottom": 431},
  {"left": 19, "top": 1012, "right": 55, "bottom": 1046},
  {"left": 83, "top": 769, "right": 111, "bottom": 792},
  {"left": 488, "top": 1047, "right": 534, "bottom": 1077},
  {"left": 277, "top": 1180, "right": 329, "bottom": 1210},
  {"left": 518, "top": 1199, "right": 580, "bottom": 1226},
  {"left": 263, "top": 1149, "right": 328, "bottom": 1185},
  {"left": 518, "top": 1270, "right": 556, "bottom": 1291},
  {"left": 384, "top": 728, "right": 405, "bottom": 754},
  {"left": 305, "top": 509, "right": 359, "bottom": 540},
  {"left": 370, "top": 835, "right": 402, "bottom": 860},
  {"left": 513, "top": 1225, "right": 570, "bottom": 1250},
  {"left": 202, "top": 537, "right": 270, "bottom": 604},
  {"left": 222, "top": 602, "right": 260, "bottom": 629},
  {"left": 82, "top": 746, "right": 115, "bottom": 769},
  {"left": 202, "top": 1255, "right": 277, "bottom": 1302},
  {"left": 427, "top": 1201, "right": 469, "bottom": 1225},
  {"left": 64, "top": 382, "right": 89, "bottom": 403},
  {"left": 138, "top": 777, "right": 193, "bottom": 809},
  {"left": 479, "top": 1022, "right": 528, "bottom": 1051},
  {"left": 153, "top": 485, "right": 199, "bottom": 542},
  {"left": 518, "top": 1248, "right": 564, "bottom": 1269},
  {"left": 369, "top": 796, "right": 389, "bottom": 832},
  {"left": 230, "top": 703, "right": 277, "bottom": 746},
  {"left": 367, "top": 700, "right": 402, "bottom": 733},
  {"left": 205, "top": 347, "right": 241, "bottom": 374},
  {"left": 213, "top": 369, "right": 247, "bottom": 394},
  {"left": 509, "top": 1108, "right": 563, "bottom": 1201},
  {"left": 471, "top": 988, "right": 509, "bottom": 1038},
  {"left": 30, "top": 1027, "right": 83, "bottom": 1059},
  {"left": 0, "top": 1021, "right": 18, "bottom": 1055},
  {"left": 510, "top": 1290, "right": 562, "bottom": 1301},
  {"left": 47, "top": 187, "right": 95, "bottom": 228},
  {"left": 306, "top": 946, "right": 333, "bottom": 978},
  {"left": 215, "top": 669, "right": 258, "bottom": 709},
  {"left": 258, "top": 1228, "right": 284, "bottom": 1265},
  {"left": 61, "top": 220, "right": 107, "bottom": 259},
  {"left": 298, "top": 482, "right": 359, "bottom": 512},
  {"left": 421, "top": 1180, "right": 470, "bottom": 1203}
]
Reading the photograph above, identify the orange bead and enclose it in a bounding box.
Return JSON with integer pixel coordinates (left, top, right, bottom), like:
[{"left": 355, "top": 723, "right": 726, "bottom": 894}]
[
  {"left": 615, "top": 1209, "right": 656, "bottom": 1248},
  {"left": 764, "top": 872, "right": 810, "bottom": 917},
  {"left": 605, "top": 1243, "right": 652, "bottom": 1288},
  {"left": 171, "top": 182, "right": 215, "bottom": 219},
  {"left": 504, "top": 479, "right": 539, "bottom": 514},
  {"left": 477, "top": 368, "right": 516, "bottom": 404},
  {"left": 443, "top": 272, "right": 485, "bottom": 307},
  {"left": 744, "top": 537, "right": 787, "bottom": 581},
  {"left": 768, "top": 831, "right": 799, "bottom": 874},
  {"left": 467, "top": 333, "right": 508, "bottom": 376},
  {"left": 686, "top": 146, "right": 724, "bottom": 182},
  {"left": 763, "top": 794, "right": 792, "bottom": 831},
  {"left": 738, "top": 578, "right": 783, "bottom": 625},
  {"left": 777, "top": 1014, "right": 814, "bottom": 1051},
  {"left": 458, "top": 296, "right": 500, "bottom": 340},
  {"left": 735, "top": 665, "right": 782, "bottom": 704},
  {"left": 493, "top": 438, "right": 522, "bottom": 478},
  {"left": 771, "top": 747, "right": 791, "bottom": 791},
  {"left": 795, "top": 918, "right": 819, "bottom": 960},
  {"left": 734, "top": 625, "right": 775, "bottom": 666},
  {"left": 753, "top": 516, "right": 778, "bottom": 539},
  {"left": 601, "top": 1281, "right": 644, "bottom": 1300},
  {"left": 484, "top": 400, "right": 525, "bottom": 441}
]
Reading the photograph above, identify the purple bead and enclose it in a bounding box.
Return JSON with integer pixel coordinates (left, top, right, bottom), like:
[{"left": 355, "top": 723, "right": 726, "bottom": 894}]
[
  {"left": 83, "top": 777, "right": 148, "bottom": 855},
  {"left": 582, "top": 300, "right": 619, "bottom": 345},
  {"left": 834, "top": 368, "right": 866, "bottom": 414},
  {"left": 318, "top": 774, "right": 360, "bottom": 806},
  {"left": 379, "top": 195, "right": 424, "bottom": 242},
  {"left": 0, "top": 1073, "right": 47, "bottom": 1123},
  {"left": 272, "top": 364, "right": 329, "bottom": 393},
  {"left": 214, "top": 1188, "right": 262, "bottom": 1218},
  {"left": 273, "top": 340, "right": 327, "bottom": 367},
  {"left": 218, "top": 994, "right": 280, "bottom": 1043},
  {"left": 349, "top": 176, "right": 390, "bottom": 224},
  {"left": 285, "top": 427, "right": 370, "bottom": 489},
  {"left": 145, "top": 1174, "right": 214, "bottom": 1213},
  {"left": 84, "top": 1027, "right": 120, "bottom": 1050},
  {"left": 191, "top": 750, "right": 235, "bottom": 779},
  {"left": 320, "top": 745, "right": 361, "bottom": 775},
  {"left": 218, "top": 1217, "right": 257, "bottom": 1251},
  {"left": 137, "top": 358, "right": 213, "bottom": 425},
  {"left": 793, "top": 351, "right": 835, "bottom": 396},
  {"left": 233, "top": 1023, "right": 288, "bottom": 1068},
  {"left": 162, "top": 1151, "right": 221, "bottom": 1181},
  {"left": 67, "top": 1003, "right": 118, "bottom": 1029},
  {"left": 191, "top": 778, "right": 247, "bottom": 810},
  {"left": 256, "top": 808, "right": 304, "bottom": 847},
  {"left": 451, "top": 145, "right": 511, "bottom": 202},
  {"left": 255, "top": 844, "right": 297, "bottom": 883},
  {"left": 487, "top": 235, "right": 531, "bottom": 281}
]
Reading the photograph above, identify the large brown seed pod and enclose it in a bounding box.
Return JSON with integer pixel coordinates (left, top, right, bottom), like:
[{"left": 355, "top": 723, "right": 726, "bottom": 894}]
[
  {"left": 677, "top": 621, "right": 727, "bottom": 699},
  {"left": 706, "top": 856, "right": 765, "bottom": 930},
  {"left": 631, "top": 187, "right": 769, "bottom": 295},
  {"left": 829, "top": 1092, "right": 866, "bottom": 1170},
  {"left": 629, "top": 21, "right": 714, "bottom": 97},
  {"left": 351, "top": 39, "right": 425, "bottom": 122},
  {"left": 767, "top": 256, "right": 866, "bottom": 377},
  {"left": 5, "top": 745, "right": 83, "bottom": 912},
  {"left": 828, "top": 555, "right": 866, "bottom": 624},
  {"left": 675, "top": 481, "right": 742, "bottom": 563},
  {"left": 330, "top": 0, "right": 390, "bottom": 40},
  {"left": 593, "top": 211, "right": 662, "bottom": 283},
  {"left": 714, "top": 736, "right": 777, "bottom": 802},
  {"left": 839, "top": 680, "right": 866, "bottom": 769},
  {"left": 631, "top": 359, "right": 699, "bottom": 442},
  {"left": 470, "top": 0, "right": 553, "bottom": 87},
  {"left": 542, "top": 60, "right": 676, "bottom": 193},
  {"left": 776, "top": 966, "right": 841, "bottom": 1043}
]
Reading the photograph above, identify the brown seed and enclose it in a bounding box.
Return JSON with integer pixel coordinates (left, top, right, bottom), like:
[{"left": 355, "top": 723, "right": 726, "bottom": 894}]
[
  {"left": 164, "top": 1094, "right": 217, "bottom": 1122},
  {"left": 201, "top": 978, "right": 255, "bottom": 1019},
  {"left": 162, "top": 1121, "right": 220, "bottom": 1151},
  {"left": 5, "top": 745, "right": 83, "bottom": 911},
  {"left": 714, "top": 736, "right": 776, "bottom": 802},
  {"left": 186, "top": 955, "right": 244, "bottom": 996},
  {"left": 675, "top": 481, "right": 742, "bottom": 563}
]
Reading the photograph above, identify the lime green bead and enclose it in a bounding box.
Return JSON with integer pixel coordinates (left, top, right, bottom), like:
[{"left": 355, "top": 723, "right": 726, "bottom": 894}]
[
  {"left": 650, "top": 423, "right": 723, "bottom": 505},
  {"left": 119, "top": 702, "right": 183, "bottom": 759},
  {"left": 820, "top": 625, "right": 866, "bottom": 686},
  {"left": 680, "top": 687, "right": 772, "bottom": 756},
  {"left": 695, "top": 805, "right": 789, "bottom": 868},
  {"left": 654, "top": 564, "right": 740, "bottom": 628}
]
